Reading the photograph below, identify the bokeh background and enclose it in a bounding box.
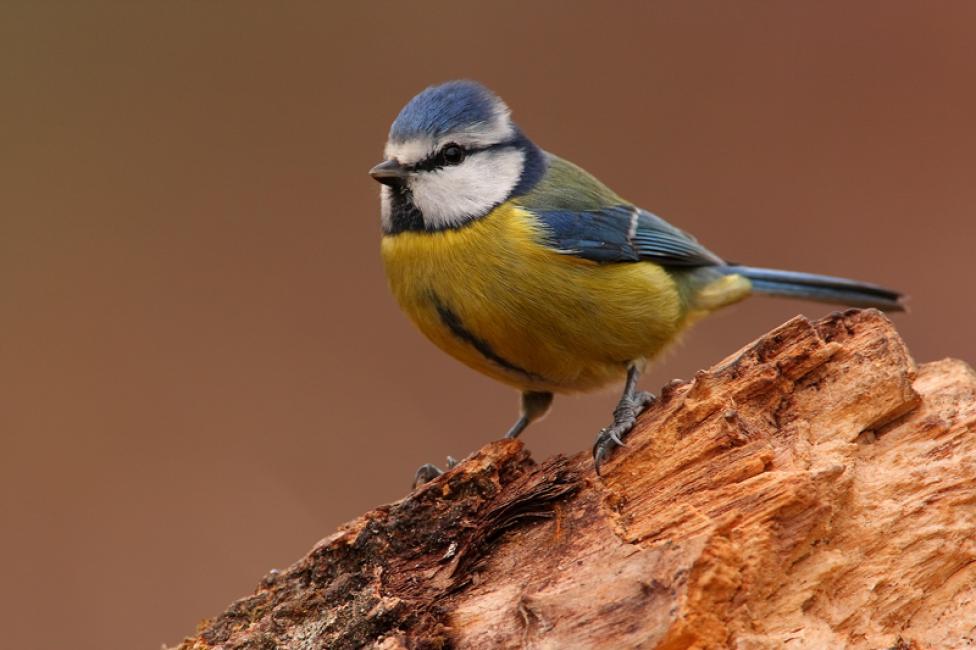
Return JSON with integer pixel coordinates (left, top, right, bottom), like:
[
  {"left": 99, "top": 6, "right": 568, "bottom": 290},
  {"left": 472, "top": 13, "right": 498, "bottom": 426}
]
[{"left": 3, "top": 2, "right": 974, "bottom": 648}]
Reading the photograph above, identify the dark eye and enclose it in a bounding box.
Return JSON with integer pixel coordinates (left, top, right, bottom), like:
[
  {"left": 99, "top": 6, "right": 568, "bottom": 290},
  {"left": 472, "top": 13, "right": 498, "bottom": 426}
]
[{"left": 440, "top": 143, "right": 465, "bottom": 166}]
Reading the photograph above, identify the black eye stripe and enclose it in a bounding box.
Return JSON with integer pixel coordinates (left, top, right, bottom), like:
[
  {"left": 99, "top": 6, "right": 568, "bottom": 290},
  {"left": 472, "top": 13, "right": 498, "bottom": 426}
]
[{"left": 405, "top": 139, "right": 517, "bottom": 173}]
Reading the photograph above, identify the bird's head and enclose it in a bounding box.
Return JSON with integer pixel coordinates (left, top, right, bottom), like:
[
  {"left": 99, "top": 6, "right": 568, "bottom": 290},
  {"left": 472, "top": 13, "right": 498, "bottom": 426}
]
[{"left": 370, "top": 80, "right": 545, "bottom": 233}]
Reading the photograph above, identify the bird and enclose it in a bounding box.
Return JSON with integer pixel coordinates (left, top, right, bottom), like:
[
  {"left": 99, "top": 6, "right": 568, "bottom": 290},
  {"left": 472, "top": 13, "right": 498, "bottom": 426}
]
[{"left": 369, "top": 80, "right": 903, "bottom": 481}]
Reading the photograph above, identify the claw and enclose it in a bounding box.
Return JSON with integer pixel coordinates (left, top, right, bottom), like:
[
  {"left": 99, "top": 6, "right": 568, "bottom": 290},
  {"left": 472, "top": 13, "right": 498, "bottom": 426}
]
[
  {"left": 411, "top": 455, "right": 462, "bottom": 489},
  {"left": 593, "top": 443, "right": 610, "bottom": 477},
  {"left": 411, "top": 393, "right": 554, "bottom": 488},
  {"left": 607, "top": 428, "right": 628, "bottom": 447},
  {"left": 591, "top": 379, "right": 657, "bottom": 477},
  {"left": 412, "top": 463, "right": 444, "bottom": 489},
  {"left": 593, "top": 424, "right": 632, "bottom": 476}
]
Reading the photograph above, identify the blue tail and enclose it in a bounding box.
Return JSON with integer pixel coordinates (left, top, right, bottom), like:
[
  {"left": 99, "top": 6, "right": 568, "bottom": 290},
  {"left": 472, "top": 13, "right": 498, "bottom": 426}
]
[{"left": 722, "top": 265, "right": 905, "bottom": 312}]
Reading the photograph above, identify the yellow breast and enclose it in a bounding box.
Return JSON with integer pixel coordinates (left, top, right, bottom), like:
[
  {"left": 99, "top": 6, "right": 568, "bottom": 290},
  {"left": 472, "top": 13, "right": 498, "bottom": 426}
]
[{"left": 380, "top": 203, "right": 687, "bottom": 393}]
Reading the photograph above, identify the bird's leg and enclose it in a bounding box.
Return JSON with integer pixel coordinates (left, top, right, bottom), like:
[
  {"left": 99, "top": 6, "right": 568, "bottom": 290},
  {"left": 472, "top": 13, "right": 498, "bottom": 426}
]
[
  {"left": 411, "top": 391, "right": 554, "bottom": 488},
  {"left": 593, "top": 364, "right": 655, "bottom": 475},
  {"left": 505, "top": 391, "right": 553, "bottom": 438}
]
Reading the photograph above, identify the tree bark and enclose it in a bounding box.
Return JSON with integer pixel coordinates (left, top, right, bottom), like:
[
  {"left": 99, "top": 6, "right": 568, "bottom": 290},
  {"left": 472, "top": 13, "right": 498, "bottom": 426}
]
[{"left": 173, "top": 309, "right": 976, "bottom": 650}]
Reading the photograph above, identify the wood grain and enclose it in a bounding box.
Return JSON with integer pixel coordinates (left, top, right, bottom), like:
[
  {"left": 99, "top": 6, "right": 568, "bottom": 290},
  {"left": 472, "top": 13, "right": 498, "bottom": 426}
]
[{"left": 174, "top": 310, "right": 976, "bottom": 649}]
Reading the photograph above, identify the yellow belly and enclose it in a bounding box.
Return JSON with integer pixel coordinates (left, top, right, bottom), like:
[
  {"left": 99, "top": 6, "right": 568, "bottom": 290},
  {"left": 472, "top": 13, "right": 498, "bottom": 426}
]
[{"left": 380, "top": 204, "right": 688, "bottom": 394}]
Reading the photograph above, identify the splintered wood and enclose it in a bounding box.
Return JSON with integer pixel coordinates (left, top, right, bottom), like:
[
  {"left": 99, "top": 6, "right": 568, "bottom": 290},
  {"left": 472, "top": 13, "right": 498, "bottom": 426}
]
[{"left": 174, "top": 310, "right": 976, "bottom": 650}]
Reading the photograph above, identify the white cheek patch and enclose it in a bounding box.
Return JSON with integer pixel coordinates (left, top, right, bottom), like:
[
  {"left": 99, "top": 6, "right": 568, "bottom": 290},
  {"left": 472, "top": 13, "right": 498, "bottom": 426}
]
[{"left": 409, "top": 148, "right": 525, "bottom": 229}]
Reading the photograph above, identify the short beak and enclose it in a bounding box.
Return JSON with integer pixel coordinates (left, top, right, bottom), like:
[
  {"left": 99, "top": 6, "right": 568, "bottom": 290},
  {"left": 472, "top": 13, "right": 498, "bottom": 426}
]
[{"left": 369, "top": 159, "right": 408, "bottom": 186}]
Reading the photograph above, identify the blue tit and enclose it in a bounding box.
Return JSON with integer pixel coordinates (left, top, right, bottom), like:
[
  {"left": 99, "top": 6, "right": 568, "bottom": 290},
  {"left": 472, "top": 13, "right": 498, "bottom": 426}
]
[{"left": 370, "top": 80, "right": 903, "bottom": 477}]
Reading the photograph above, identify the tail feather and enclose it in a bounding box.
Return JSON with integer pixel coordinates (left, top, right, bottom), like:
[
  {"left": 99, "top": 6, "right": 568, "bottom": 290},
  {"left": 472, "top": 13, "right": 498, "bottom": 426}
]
[{"left": 722, "top": 265, "right": 905, "bottom": 312}]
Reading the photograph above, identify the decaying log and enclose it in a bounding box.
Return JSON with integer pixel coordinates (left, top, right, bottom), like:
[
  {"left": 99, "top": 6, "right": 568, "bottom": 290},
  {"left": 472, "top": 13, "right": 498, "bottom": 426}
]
[{"left": 174, "top": 309, "right": 976, "bottom": 649}]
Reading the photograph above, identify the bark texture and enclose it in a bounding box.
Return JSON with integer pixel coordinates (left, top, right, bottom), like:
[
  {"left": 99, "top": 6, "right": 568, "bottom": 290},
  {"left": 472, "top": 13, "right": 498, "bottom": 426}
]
[{"left": 174, "top": 310, "right": 976, "bottom": 649}]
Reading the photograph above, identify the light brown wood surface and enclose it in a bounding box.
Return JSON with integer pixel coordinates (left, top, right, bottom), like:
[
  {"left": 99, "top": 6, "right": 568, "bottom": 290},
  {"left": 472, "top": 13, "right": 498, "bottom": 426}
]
[{"left": 175, "top": 310, "right": 976, "bottom": 649}]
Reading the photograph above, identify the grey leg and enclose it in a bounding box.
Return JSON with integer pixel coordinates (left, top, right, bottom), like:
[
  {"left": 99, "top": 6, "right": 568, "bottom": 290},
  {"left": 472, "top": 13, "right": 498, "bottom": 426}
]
[
  {"left": 412, "top": 391, "right": 554, "bottom": 488},
  {"left": 505, "top": 391, "right": 554, "bottom": 438},
  {"left": 593, "top": 365, "right": 655, "bottom": 475}
]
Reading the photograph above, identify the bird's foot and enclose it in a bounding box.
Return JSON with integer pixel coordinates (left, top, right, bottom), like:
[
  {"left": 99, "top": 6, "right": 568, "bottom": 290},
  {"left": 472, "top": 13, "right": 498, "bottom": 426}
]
[
  {"left": 411, "top": 456, "right": 458, "bottom": 489},
  {"left": 593, "top": 391, "right": 655, "bottom": 475}
]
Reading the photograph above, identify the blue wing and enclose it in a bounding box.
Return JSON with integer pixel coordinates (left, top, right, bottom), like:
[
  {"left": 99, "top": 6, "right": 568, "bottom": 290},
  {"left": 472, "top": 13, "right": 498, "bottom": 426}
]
[
  {"left": 510, "top": 155, "right": 904, "bottom": 311},
  {"left": 531, "top": 204, "right": 724, "bottom": 267},
  {"left": 515, "top": 154, "right": 724, "bottom": 268}
]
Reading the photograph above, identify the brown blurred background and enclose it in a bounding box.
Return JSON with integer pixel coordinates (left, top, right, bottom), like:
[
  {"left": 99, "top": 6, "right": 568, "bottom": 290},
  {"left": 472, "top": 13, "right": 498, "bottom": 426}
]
[{"left": 2, "top": 2, "right": 974, "bottom": 648}]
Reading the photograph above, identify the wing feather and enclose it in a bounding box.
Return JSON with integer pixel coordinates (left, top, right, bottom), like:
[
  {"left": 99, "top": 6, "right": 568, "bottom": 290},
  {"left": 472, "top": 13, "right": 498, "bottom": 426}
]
[{"left": 516, "top": 154, "right": 724, "bottom": 268}]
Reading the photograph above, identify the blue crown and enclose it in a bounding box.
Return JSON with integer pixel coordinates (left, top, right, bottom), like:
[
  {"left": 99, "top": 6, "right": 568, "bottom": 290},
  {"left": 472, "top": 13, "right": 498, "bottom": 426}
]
[{"left": 389, "top": 80, "right": 506, "bottom": 143}]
